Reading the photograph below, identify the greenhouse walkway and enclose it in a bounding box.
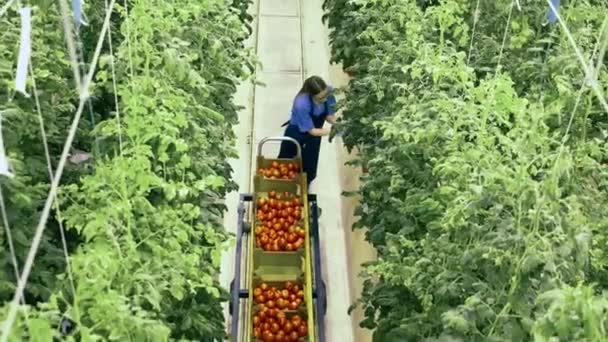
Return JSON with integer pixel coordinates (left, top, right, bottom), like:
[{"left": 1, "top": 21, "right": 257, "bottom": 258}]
[{"left": 220, "top": 0, "right": 357, "bottom": 341}]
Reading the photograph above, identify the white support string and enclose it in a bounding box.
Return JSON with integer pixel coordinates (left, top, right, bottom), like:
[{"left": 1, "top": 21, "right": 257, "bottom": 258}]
[
  {"left": 0, "top": 185, "right": 31, "bottom": 337},
  {"left": 0, "top": 187, "right": 24, "bottom": 303},
  {"left": 545, "top": 0, "right": 608, "bottom": 115},
  {"left": 551, "top": 18, "right": 608, "bottom": 173},
  {"left": 75, "top": 29, "right": 100, "bottom": 155},
  {"left": 57, "top": 0, "right": 83, "bottom": 94},
  {"left": 123, "top": 0, "right": 134, "bottom": 77},
  {"left": 104, "top": 0, "right": 123, "bottom": 154},
  {"left": 0, "top": 0, "right": 117, "bottom": 338},
  {"left": 495, "top": 0, "right": 515, "bottom": 78},
  {"left": 0, "top": 0, "right": 16, "bottom": 18},
  {"left": 28, "top": 61, "right": 78, "bottom": 306},
  {"left": 466, "top": 0, "right": 481, "bottom": 66}
]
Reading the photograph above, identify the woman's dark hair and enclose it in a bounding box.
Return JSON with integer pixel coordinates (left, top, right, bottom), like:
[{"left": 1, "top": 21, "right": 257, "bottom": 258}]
[{"left": 298, "top": 76, "right": 327, "bottom": 96}]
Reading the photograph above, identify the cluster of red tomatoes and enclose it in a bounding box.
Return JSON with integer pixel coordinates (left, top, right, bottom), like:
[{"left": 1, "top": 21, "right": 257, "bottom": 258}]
[
  {"left": 252, "top": 282, "right": 308, "bottom": 341},
  {"left": 258, "top": 161, "right": 300, "bottom": 180},
  {"left": 255, "top": 191, "right": 305, "bottom": 252}
]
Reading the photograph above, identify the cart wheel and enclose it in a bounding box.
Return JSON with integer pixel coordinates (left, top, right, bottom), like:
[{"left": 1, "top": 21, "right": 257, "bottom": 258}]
[
  {"left": 243, "top": 221, "right": 251, "bottom": 233},
  {"left": 321, "top": 281, "right": 327, "bottom": 316},
  {"left": 229, "top": 280, "right": 235, "bottom": 316}
]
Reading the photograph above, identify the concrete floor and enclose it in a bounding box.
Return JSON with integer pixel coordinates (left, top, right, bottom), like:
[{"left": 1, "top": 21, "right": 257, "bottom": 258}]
[{"left": 220, "top": 0, "right": 375, "bottom": 341}]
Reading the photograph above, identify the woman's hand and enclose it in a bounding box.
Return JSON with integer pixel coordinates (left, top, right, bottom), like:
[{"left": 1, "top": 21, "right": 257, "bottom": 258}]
[
  {"left": 325, "top": 115, "right": 337, "bottom": 124},
  {"left": 308, "top": 128, "right": 331, "bottom": 137}
]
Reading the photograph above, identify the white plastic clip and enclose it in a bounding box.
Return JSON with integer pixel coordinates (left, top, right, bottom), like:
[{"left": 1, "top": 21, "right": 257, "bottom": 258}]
[
  {"left": 15, "top": 7, "right": 32, "bottom": 97},
  {"left": 0, "top": 115, "right": 14, "bottom": 178}
]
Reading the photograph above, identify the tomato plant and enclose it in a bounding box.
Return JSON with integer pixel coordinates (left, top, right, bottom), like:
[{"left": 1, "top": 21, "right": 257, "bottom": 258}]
[
  {"left": 1, "top": 0, "right": 255, "bottom": 340},
  {"left": 326, "top": 0, "right": 608, "bottom": 341}
]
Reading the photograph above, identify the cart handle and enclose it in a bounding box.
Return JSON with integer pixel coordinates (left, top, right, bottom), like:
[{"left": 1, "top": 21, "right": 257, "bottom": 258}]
[{"left": 258, "top": 136, "right": 302, "bottom": 159}]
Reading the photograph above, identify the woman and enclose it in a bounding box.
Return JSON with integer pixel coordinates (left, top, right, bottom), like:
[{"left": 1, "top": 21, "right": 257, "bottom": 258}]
[{"left": 278, "top": 76, "right": 337, "bottom": 207}]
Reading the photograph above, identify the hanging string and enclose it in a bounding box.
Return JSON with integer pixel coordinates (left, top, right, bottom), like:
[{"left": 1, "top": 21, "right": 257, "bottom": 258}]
[
  {"left": 28, "top": 61, "right": 78, "bottom": 310},
  {"left": 123, "top": 0, "right": 134, "bottom": 77},
  {"left": 104, "top": 0, "right": 123, "bottom": 154},
  {"left": 547, "top": 0, "right": 560, "bottom": 24},
  {"left": 0, "top": 186, "right": 22, "bottom": 302},
  {"left": 494, "top": 0, "right": 515, "bottom": 78},
  {"left": 545, "top": 0, "right": 608, "bottom": 115},
  {"left": 57, "top": 0, "right": 83, "bottom": 94},
  {"left": 466, "top": 0, "right": 481, "bottom": 66},
  {"left": 0, "top": 0, "right": 16, "bottom": 18},
  {"left": 75, "top": 30, "right": 100, "bottom": 155},
  {"left": 0, "top": 1, "right": 117, "bottom": 339}
]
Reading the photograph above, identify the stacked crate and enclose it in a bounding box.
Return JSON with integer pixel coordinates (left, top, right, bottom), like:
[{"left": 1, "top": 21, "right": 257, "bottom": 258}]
[{"left": 247, "top": 138, "right": 315, "bottom": 342}]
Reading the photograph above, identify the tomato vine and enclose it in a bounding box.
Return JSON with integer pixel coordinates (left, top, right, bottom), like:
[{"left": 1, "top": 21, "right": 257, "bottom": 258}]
[
  {"left": 325, "top": 0, "right": 608, "bottom": 340},
  {"left": 1, "top": 0, "right": 254, "bottom": 340}
]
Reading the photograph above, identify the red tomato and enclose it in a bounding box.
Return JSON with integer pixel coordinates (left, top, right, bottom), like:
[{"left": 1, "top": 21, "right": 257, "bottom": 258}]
[
  {"left": 289, "top": 331, "right": 298, "bottom": 341},
  {"left": 298, "top": 324, "right": 307, "bottom": 337},
  {"left": 289, "top": 301, "right": 298, "bottom": 310},
  {"left": 296, "top": 290, "right": 304, "bottom": 299},
  {"left": 271, "top": 322, "right": 279, "bottom": 334},
  {"left": 267, "top": 300, "right": 275, "bottom": 309},
  {"left": 283, "top": 321, "right": 293, "bottom": 333},
  {"left": 292, "top": 315, "right": 302, "bottom": 327},
  {"left": 256, "top": 295, "right": 265, "bottom": 304},
  {"left": 287, "top": 233, "right": 297, "bottom": 243},
  {"left": 275, "top": 307, "right": 282, "bottom": 316},
  {"left": 294, "top": 240, "right": 303, "bottom": 250},
  {"left": 282, "top": 289, "right": 290, "bottom": 299}
]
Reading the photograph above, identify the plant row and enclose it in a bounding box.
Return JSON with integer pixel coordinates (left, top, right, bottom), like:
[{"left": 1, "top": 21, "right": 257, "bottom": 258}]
[
  {"left": 323, "top": 0, "right": 608, "bottom": 341},
  {"left": 0, "top": 0, "right": 255, "bottom": 340}
]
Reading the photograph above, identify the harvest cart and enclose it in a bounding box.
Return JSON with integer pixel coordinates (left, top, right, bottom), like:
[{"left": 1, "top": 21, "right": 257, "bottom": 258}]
[{"left": 229, "top": 137, "right": 327, "bottom": 342}]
